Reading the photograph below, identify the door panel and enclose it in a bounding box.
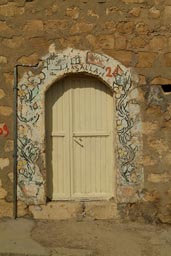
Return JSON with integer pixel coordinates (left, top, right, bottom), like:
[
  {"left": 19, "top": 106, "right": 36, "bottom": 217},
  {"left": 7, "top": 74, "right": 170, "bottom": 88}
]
[
  {"left": 46, "top": 75, "right": 114, "bottom": 200},
  {"left": 71, "top": 77, "right": 114, "bottom": 199},
  {"left": 46, "top": 80, "right": 70, "bottom": 200}
]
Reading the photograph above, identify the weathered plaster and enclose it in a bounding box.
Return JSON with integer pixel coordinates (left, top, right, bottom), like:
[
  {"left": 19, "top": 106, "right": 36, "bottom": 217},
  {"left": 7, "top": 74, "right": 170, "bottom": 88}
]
[{"left": 17, "top": 47, "right": 143, "bottom": 204}]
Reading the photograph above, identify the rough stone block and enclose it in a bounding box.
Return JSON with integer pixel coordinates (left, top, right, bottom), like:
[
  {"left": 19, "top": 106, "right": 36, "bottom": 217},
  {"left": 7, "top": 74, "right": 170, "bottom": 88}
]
[
  {"left": 8, "top": 172, "right": 13, "bottom": 183},
  {"left": 0, "top": 106, "right": 13, "bottom": 116},
  {"left": 148, "top": 173, "right": 171, "bottom": 183},
  {"left": 122, "top": 0, "right": 145, "bottom": 2},
  {"left": 4, "top": 140, "right": 14, "bottom": 153},
  {"left": 149, "top": 7, "right": 160, "bottom": 18},
  {"left": 158, "top": 213, "right": 171, "bottom": 224},
  {"left": 163, "top": 52, "right": 171, "bottom": 67},
  {"left": 136, "top": 52, "right": 157, "bottom": 68},
  {"left": 0, "top": 89, "right": 5, "bottom": 100},
  {"left": 59, "top": 36, "right": 81, "bottom": 48},
  {"left": 143, "top": 155, "right": 157, "bottom": 166},
  {"left": 3, "top": 73, "right": 14, "bottom": 88},
  {"left": 147, "top": 139, "right": 169, "bottom": 154},
  {"left": 66, "top": 7, "right": 79, "bottom": 19},
  {"left": 168, "top": 37, "right": 171, "bottom": 48},
  {"left": 115, "top": 34, "right": 127, "bottom": 49},
  {"left": 70, "top": 22, "right": 94, "bottom": 34},
  {"left": 29, "top": 38, "right": 50, "bottom": 52},
  {"left": 51, "top": 248, "right": 93, "bottom": 256},
  {"left": 124, "top": 202, "right": 158, "bottom": 223},
  {"left": 155, "top": 0, "right": 164, "bottom": 4},
  {"left": 163, "top": 153, "right": 171, "bottom": 165},
  {"left": 23, "top": 20, "right": 44, "bottom": 37},
  {"left": 0, "top": 200, "right": 12, "bottom": 217},
  {"left": 0, "top": 56, "right": 7, "bottom": 64},
  {"left": 29, "top": 202, "right": 82, "bottom": 220},
  {"left": 129, "top": 37, "right": 147, "bottom": 49},
  {"left": 151, "top": 76, "right": 171, "bottom": 85},
  {"left": 158, "top": 205, "right": 171, "bottom": 223},
  {"left": 143, "top": 190, "right": 160, "bottom": 202},
  {"left": 15, "top": 0, "right": 25, "bottom": 7},
  {"left": 136, "top": 22, "right": 149, "bottom": 35},
  {"left": 96, "top": 35, "right": 115, "bottom": 49},
  {"left": 0, "top": 0, "right": 8, "bottom": 5},
  {"left": 117, "top": 186, "right": 141, "bottom": 203},
  {"left": 85, "top": 201, "right": 118, "bottom": 220},
  {"left": 17, "top": 53, "right": 39, "bottom": 65},
  {"left": 45, "top": 3, "right": 59, "bottom": 15},
  {"left": 139, "top": 75, "right": 146, "bottom": 85},
  {"left": 129, "top": 7, "right": 141, "bottom": 17},
  {"left": 17, "top": 201, "right": 29, "bottom": 217},
  {"left": 87, "top": 9, "right": 99, "bottom": 18},
  {"left": 2, "top": 36, "right": 24, "bottom": 49},
  {"left": 87, "top": 34, "right": 114, "bottom": 49},
  {"left": 0, "top": 180, "right": 7, "bottom": 199},
  {"left": 0, "top": 158, "right": 9, "bottom": 170},
  {"left": 105, "top": 50, "right": 133, "bottom": 67},
  {"left": 0, "top": 2, "right": 24, "bottom": 17},
  {"left": 142, "top": 121, "right": 158, "bottom": 135},
  {"left": 106, "top": 6, "right": 119, "bottom": 15},
  {"left": 117, "top": 21, "right": 134, "bottom": 34},
  {"left": 44, "top": 20, "right": 68, "bottom": 33},
  {"left": 149, "top": 36, "right": 167, "bottom": 51},
  {"left": 0, "top": 22, "right": 13, "bottom": 38},
  {"left": 104, "top": 21, "right": 116, "bottom": 33},
  {"left": 163, "top": 6, "right": 171, "bottom": 23}
]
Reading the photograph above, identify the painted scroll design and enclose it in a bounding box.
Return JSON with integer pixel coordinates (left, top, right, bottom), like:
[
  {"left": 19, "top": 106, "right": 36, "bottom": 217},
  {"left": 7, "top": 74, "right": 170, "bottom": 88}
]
[
  {"left": 18, "top": 136, "right": 39, "bottom": 180},
  {"left": 18, "top": 71, "right": 45, "bottom": 124},
  {"left": 114, "top": 71, "right": 139, "bottom": 184},
  {"left": 17, "top": 136, "right": 43, "bottom": 199},
  {"left": 17, "top": 71, "right": 45, "bottom": 200}
]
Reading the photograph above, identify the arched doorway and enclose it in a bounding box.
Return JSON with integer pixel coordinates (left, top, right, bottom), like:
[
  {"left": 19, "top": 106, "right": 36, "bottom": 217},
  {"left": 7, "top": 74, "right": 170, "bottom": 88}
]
[
  {"left": 17, "top": 48, "right": 142, "bottom": 205},
  {"left": 45, "top": 75, "right": 115, "bottom": 200}
]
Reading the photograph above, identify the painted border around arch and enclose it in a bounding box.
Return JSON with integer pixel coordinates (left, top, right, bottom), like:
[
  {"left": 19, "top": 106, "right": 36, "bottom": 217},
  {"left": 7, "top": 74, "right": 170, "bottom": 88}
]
[{"left": 17, "top": 47, "right": 143, "bottom": 205}]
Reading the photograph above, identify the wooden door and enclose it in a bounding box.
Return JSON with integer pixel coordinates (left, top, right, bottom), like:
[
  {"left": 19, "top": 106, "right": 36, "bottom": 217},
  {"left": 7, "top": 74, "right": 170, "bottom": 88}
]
[{"left": 46, "top": 75, "right": 114, "bottom": 200}]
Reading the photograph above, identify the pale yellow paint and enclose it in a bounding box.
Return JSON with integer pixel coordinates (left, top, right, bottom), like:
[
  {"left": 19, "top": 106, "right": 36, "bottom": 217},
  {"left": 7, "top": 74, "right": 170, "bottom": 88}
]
[{"left": 46, "top": 75, "right": 114, "bottom": 200}]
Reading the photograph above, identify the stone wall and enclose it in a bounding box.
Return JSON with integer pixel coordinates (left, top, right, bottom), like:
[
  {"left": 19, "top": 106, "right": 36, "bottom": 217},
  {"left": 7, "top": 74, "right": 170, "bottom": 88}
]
[{"left": 0, "top": 0, "right": 171, "bottom": 223}]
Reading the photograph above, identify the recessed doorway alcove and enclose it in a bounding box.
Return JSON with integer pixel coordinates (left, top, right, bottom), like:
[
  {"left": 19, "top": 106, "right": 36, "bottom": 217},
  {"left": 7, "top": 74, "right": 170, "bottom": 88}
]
[{"left": 17, "top": 48, "right": 143, "bottom": 207}]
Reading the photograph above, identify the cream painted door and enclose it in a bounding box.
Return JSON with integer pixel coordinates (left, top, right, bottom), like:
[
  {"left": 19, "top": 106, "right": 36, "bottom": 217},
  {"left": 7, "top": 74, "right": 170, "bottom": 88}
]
[
  {"left": 46, "top": 80, "right": 71, "bottom": 200},
  {"left": 46, "top": 76, "right": 114, "bottom": 200}
]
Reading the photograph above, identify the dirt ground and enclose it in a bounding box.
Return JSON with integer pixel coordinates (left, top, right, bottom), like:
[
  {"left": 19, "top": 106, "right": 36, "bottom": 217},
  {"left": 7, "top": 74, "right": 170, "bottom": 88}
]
[{"left": 31, "top": 220, "right": 171, "bottom": 256}]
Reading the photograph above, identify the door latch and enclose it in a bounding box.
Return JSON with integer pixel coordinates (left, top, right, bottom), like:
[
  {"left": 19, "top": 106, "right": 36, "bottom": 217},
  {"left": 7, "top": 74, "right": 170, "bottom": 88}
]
[{"left": 74, "top": 138, "right": 84, "bottom": 147}]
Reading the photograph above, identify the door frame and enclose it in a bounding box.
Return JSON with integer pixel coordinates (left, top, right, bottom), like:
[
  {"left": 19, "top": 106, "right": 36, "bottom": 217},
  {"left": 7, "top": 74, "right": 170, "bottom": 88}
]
[
  {"left": 46, "top": 75, "right": 116, "bottom": 201},
  {"left": 17, "top": 48, "right": 143, "bottom": 205}
]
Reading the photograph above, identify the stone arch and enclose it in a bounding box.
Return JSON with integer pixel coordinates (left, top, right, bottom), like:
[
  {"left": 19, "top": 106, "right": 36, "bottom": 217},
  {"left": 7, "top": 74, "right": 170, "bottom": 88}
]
[{"left": 17, "top": 48, "right": 143, "bottom": 205}]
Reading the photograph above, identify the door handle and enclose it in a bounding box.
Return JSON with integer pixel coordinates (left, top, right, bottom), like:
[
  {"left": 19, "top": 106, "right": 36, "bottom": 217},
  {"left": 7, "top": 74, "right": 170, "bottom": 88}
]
[{"left": 74, "top": 139, "right": 84, "bottom": 147}]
